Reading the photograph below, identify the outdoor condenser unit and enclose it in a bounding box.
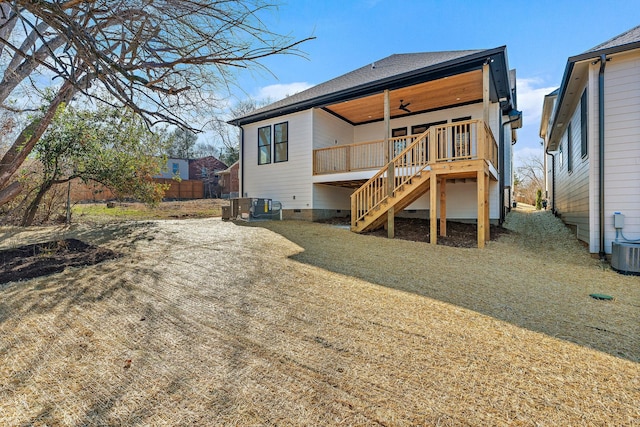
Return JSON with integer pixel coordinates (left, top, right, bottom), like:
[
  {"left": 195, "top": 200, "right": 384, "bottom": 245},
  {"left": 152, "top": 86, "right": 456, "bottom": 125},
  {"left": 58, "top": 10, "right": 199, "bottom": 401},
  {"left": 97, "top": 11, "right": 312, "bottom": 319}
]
[
  {"left": 252, "top": 198, "right": 272, "bottom": 216},
  {"left": 611, "top": 241, "right": 640, "bottom": 275}
]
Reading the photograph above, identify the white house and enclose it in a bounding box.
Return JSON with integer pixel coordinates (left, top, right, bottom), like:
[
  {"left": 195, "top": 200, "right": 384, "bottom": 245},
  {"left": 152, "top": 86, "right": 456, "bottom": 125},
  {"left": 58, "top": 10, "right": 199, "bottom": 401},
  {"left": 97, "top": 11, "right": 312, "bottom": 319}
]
[
  {"left": 231, "top": 47, "right": 521, "bottom": 247},
  {"left": 540, "top": 25, "right": 640, "bottom": 256}
]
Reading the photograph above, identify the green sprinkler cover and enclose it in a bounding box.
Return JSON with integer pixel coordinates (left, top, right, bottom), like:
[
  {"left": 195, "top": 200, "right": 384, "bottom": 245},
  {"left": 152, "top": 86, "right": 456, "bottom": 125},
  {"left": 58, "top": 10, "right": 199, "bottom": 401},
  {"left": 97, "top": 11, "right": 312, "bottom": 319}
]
[{"left": 589, "top": 293, "right": 613, "bottom": 300}]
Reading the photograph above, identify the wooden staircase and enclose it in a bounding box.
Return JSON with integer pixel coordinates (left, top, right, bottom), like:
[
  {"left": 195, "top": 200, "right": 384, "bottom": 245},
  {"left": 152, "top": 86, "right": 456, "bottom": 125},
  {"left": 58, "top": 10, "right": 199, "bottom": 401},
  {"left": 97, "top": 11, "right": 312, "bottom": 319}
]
[{"left": 351, "top": 130, "right": 431, "bottom": 233}]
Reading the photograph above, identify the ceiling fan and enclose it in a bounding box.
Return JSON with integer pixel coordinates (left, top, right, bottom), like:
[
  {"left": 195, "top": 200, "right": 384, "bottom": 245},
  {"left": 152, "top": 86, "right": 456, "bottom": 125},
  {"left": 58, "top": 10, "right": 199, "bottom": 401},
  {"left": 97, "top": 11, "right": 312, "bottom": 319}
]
[{"left": 398, "top": 99, "right": 411, "bottom": 113}]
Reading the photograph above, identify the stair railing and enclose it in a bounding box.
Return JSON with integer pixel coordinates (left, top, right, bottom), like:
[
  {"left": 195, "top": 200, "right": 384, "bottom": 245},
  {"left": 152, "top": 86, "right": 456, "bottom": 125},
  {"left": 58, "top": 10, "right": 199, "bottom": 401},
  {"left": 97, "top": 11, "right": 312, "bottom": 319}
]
[{"left": 351, "top": 129, "right": 431, "bottom": 226}]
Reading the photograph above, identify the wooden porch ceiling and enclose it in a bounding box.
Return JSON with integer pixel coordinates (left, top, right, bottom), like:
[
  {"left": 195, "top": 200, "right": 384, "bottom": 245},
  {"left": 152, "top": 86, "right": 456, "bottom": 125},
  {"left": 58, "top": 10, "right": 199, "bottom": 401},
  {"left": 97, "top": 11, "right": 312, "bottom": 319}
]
[
  {"left": 324, "top": 70, "right": 483, "bottom": 125},
  {"left": 318, "top": 180, "right": 368, "bottom": 189}
]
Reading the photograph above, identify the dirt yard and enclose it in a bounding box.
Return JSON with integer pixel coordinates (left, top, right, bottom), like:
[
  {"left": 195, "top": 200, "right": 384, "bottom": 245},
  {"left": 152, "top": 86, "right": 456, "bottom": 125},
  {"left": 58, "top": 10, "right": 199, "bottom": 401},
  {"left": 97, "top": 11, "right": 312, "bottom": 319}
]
[{"left": 0, "top": 208, "right": 638, "bottom": 426}]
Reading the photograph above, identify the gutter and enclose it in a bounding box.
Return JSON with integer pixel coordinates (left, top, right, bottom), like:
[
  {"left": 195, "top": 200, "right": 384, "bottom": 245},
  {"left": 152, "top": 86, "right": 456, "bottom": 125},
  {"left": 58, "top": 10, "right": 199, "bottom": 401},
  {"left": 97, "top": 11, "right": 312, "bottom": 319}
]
[
  {"left": 239, "top": 127, "right": 244, "bottom": 197},
  {"left": 546, "top": 40, "right": 640, "bottom": 149},
  {"left": 596, "top": 54, "right": 608, "bottom": 259}
]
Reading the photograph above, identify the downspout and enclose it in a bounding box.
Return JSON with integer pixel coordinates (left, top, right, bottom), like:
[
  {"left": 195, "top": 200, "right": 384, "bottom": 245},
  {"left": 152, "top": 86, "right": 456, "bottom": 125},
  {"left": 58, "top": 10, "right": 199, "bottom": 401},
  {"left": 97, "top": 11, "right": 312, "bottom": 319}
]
[
  {"left": 498, "top": 113, "right": 504, "bottom": 224},
  {"left": 545, "top": 148, "right": 556, "bottom": 214},
  {"left": 501, "top": 112, "right": 521, "bottom": 223},
  {"left": 597, "top": 54, "right": 607, "bottom": 259},
  {"left": 239, "top": 126, "right": 245, "bottom": 197}
]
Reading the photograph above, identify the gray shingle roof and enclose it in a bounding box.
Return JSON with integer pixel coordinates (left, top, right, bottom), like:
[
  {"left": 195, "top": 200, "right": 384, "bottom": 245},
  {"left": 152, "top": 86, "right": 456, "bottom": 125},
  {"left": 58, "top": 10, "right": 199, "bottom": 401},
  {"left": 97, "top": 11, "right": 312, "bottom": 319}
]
[
  {"left": 235, "top": 49, "right": 487, "bottom": 122},
  {"left": 583, "top": 24, "right": 640, "bottom": 54}
]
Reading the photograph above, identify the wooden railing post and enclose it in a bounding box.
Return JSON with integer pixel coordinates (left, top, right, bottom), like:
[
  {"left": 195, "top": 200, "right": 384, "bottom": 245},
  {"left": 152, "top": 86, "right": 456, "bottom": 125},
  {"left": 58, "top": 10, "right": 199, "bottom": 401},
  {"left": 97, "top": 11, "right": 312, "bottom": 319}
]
[
  {"left": 346, "top": 145, "right": 351, "bottom": 171},
  {"left": 387, "top": 163, "right": 395, "bottom": 197},
  {"left": 351, "top": 191, "right": 357, "bottom": 228},
  {"left": 429, "top": 127, "right": 436, "bottom": 163},
  {"left": 477, "top": 121, "right": 485, "bottom": 161},
  {"left": 384, "top": 89, "right": 390, "bottom": 163}
]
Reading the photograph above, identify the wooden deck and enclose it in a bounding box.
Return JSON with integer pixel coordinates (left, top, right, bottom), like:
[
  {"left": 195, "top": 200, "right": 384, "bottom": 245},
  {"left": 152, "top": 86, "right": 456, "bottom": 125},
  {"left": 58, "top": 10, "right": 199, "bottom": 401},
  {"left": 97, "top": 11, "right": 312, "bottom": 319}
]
[
  {"left": 313, "top": 120, "right": 498, "bottom": 176},
  {"left": 312, "top": 120, "right": 498, "bottom": 248}
]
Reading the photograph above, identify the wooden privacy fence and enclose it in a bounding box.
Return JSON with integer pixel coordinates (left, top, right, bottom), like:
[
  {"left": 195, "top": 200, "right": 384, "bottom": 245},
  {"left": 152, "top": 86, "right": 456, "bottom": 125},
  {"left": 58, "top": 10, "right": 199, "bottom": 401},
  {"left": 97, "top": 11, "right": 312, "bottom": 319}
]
[
  {"left": 68, "top": 180, "right": 115, "bottom": 202},
  {"left": 68, "top": 178, "right": 204, "bottom": 202},
  {"left": 156, "top": 178, "right": 203, "bottom": 199}
]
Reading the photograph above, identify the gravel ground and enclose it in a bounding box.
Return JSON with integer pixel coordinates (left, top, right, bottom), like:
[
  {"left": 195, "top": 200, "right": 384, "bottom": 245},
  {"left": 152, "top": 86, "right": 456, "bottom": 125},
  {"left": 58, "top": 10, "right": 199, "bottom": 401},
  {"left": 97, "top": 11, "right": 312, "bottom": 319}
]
[{"left": 0, "top": 208, "right": 638, "bottom": 426}]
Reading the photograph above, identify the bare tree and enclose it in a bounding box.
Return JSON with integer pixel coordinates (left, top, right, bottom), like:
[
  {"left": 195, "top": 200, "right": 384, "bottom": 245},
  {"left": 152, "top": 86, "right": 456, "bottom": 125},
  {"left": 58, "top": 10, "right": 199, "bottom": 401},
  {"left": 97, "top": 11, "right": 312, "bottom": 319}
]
[
  {"left": 210, "top": 98, "right": 268, "bottom": 165},
  {"left": 0, "top": 1, "right": 312, "bottom": 207},
  {"left": 515, "top": 153, "right": 544, "bottom": 205},
  {"left": 166, "top": 128, "right": 198, "bottom": 159}
]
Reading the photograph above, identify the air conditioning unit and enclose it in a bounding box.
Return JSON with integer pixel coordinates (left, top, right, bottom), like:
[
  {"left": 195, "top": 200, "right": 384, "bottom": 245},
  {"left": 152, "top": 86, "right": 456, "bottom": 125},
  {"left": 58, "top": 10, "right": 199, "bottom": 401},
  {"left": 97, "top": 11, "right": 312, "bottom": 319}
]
[{"left": 611, "top": 241, "right": 640, "bottom": 275}]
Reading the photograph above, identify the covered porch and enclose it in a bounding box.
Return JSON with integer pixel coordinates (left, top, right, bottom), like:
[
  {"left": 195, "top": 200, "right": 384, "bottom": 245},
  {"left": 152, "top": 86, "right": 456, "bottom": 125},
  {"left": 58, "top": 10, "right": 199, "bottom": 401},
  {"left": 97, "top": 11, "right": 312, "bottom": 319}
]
[{"left": 310, "top": 61, "right": 502, "bottom": 248}]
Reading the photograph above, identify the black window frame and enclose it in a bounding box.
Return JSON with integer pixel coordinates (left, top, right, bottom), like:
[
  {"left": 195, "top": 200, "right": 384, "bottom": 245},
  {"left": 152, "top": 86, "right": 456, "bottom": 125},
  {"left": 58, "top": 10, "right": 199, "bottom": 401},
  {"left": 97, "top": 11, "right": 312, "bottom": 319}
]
[
  {"left": 580, "top": 90, "right": 588, "bottom": 159},
  {"left": 392, "top": 127, "right": 408, "bottom": 137},
  {"left": 274, "top": 122, "right": 289, "bottom": 163},
  {"left": 567, "top": 122, "right": 573, "bottom": 173},
  {"left": 258, "top": 125, "right": 271, "bottom": 165}
]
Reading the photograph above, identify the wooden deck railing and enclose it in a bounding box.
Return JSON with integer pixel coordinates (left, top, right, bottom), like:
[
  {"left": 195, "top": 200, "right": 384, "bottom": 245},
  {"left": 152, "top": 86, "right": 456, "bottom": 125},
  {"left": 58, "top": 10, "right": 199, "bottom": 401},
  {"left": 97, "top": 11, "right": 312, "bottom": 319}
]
[
  {"left": 313, "top": 119, "right": 498, "bottom": 175},
  {"left": 313, "top": 135, "right": 422, "bottom": 175},
  {"left": 351, "top": 130, "right": 430, "bottom": 224}
]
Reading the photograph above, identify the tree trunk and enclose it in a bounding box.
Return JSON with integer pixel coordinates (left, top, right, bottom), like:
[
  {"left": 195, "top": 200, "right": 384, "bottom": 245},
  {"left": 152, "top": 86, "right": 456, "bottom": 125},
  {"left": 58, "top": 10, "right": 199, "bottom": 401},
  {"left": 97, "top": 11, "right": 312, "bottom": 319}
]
[
  {"left": 0, "top": 81, "right": 77, "bottom": 208},
  {"left": 21, "top": 181, "right": 53, "bottom": 226},
  {"left": 0, "top": 181, "right": 22, "bottom": 206}
]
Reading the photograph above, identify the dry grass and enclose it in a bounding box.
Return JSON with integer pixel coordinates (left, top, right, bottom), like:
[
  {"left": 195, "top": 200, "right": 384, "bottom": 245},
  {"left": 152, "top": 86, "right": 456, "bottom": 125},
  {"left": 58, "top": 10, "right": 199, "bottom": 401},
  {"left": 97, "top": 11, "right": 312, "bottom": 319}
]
[
  {"left": 0, "top": 208, "right": 638, "bottom": 426},
  {"left": 72, "top": 199, "right": 228, "bottom": 223}
]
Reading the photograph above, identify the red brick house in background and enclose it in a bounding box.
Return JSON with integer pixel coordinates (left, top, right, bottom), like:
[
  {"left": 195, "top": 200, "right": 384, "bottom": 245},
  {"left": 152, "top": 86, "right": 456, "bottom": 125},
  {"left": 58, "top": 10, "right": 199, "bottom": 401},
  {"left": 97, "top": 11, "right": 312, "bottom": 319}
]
[
  {"left": 188, "top": 156, "right": 228, "bottom": 198},
  {"left": 218, "top": 161, "right": 239, "bottom": 199}
]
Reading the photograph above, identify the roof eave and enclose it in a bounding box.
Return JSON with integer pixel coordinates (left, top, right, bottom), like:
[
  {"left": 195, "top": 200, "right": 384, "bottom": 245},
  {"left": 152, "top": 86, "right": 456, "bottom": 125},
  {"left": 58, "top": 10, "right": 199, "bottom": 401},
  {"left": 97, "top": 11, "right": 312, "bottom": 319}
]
[
  {"left": 231, "top": 46, "right": 509, "bottom": 126},
  {"left": 547, "top": 41, "right": 640, "bottom": 147}
]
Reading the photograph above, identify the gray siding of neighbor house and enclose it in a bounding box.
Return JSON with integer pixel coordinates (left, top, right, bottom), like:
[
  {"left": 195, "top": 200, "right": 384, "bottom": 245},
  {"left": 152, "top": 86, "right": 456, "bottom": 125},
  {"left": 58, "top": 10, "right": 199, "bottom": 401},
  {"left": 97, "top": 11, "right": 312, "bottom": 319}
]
[{"left": 554, "top": 86, "right": 590, "bottom": 245}]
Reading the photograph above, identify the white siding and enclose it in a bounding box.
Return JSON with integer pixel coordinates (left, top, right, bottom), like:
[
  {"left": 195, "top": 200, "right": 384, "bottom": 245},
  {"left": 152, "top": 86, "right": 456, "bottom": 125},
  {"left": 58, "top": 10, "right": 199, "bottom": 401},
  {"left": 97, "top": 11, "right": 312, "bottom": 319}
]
[
  {"left": 405, "top": 181, "right": 500, "bottom": 220},
  {"left": 313, "top": 184, "right": 352, "bottom": 210},
  {"left": 554, "top": 89, "right": 591, "bottom": 244},
  {"left": 241, "top": 110, "right": 313, "bottom": 210},
  {"left": 241, "top": 101, "right": 505, "bottom": 220},
  {"left": 312, "top": 109, "right": 354, "bottom": 149},
  {"left": 601, "top": 50, "right": 640, "bottom": 251}
]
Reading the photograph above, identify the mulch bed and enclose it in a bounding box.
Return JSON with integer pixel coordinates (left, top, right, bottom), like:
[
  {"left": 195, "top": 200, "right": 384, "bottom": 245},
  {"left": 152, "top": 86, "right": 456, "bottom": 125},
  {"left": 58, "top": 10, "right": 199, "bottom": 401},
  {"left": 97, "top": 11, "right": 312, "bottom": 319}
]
[
  {"left": 0, "top": 239, "right": 120, "bottom": 284},
  {"left": 318, "top": 217, "right": 510, "bottom": 247}
]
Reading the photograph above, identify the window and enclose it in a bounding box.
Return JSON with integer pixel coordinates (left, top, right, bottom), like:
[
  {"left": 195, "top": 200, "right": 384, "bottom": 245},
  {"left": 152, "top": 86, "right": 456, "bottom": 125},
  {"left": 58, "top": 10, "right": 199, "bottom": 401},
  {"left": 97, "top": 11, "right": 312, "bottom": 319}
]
[
  {"left": 392, "top": 127, "right": 407, "bottom": 137},
  {"left": 411, "top": 124, "right": 428, "bottom": 135},
  {"left": 580, "top": 90, "right": 588, "bottom": 158},
  {"left": 274, "top": 122, "right": 288, "bottom": 163},
  {"left": 559, "top": 140, "right": 564, "bottom": 167},
  {"left": 258, "top": 126, "right": 271, "bottom": 165},
  {"left": 567, "top": 123, "right": 573, "bottom": 173},
  {"left": 392, "top": 127, "right": 408, "bottom": 157},
  {"left": 172, "top": 162, "right": 179, "bottom": 175}
]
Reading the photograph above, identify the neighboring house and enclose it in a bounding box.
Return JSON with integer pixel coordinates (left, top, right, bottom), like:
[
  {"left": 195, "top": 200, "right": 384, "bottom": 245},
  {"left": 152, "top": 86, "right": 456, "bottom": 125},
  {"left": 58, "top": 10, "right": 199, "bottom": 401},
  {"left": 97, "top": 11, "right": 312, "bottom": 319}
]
[
  {"left": 156, "top": 158, "right": 189, "bottom": 180},
  {"left": 540, "top": 25, "right": 640, "bottom": 256},
  {"left": 189, "top": 156, "right": 228, "bottom": 198},
  {"left": 218, "top": 161, "right": 239, "bottom": 199},
  {"left": 230, "top": 47, "right": 521, "bottom": 247}
]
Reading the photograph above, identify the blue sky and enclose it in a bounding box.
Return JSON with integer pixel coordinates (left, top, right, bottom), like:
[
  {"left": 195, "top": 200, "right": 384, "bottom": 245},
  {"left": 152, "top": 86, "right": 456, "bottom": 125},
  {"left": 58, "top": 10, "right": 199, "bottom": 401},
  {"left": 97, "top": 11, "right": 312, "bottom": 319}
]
[{"left": 232, "top": 0, "right": 639, "bottom": 167}]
